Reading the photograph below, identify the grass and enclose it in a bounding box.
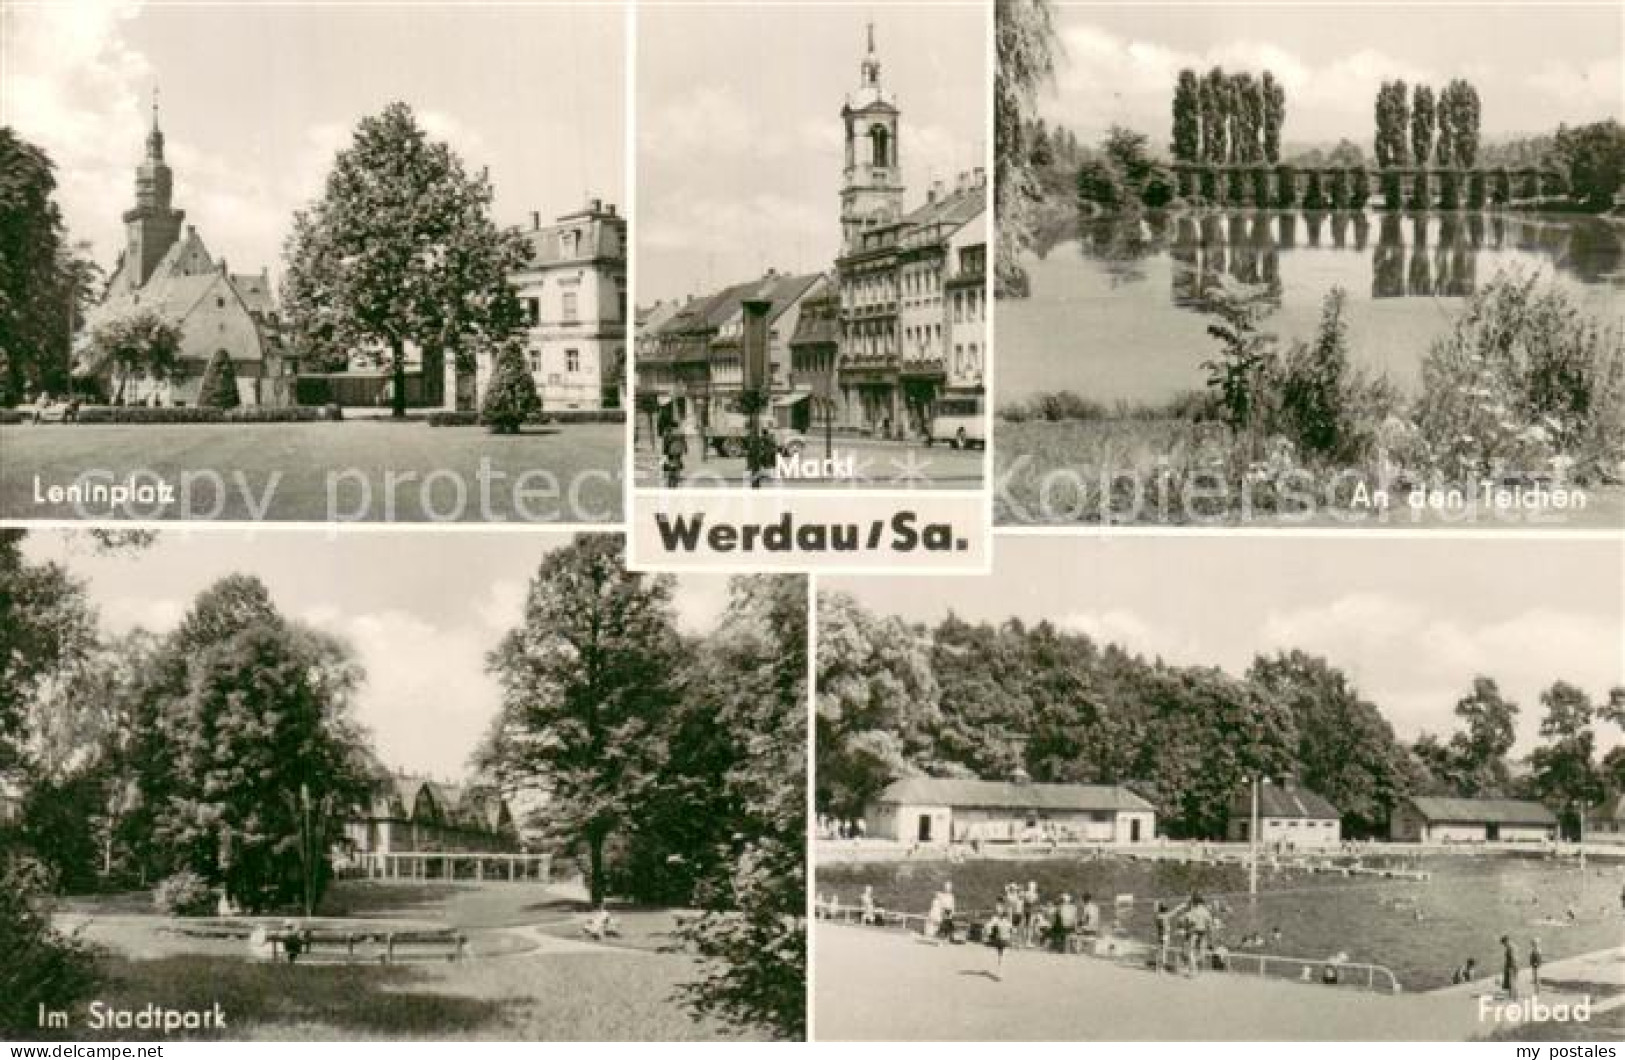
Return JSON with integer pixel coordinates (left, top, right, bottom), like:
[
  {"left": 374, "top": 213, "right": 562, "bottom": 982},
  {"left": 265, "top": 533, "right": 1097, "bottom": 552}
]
[
  {"left": 994, "top": 417, "right": 1625, "bottom": 528},
  {"left": 24, "top": 881, "right": 762, "bottom": 1041},
  {"left": 0, "top": 421, "right": 625, "bottom": 523}
]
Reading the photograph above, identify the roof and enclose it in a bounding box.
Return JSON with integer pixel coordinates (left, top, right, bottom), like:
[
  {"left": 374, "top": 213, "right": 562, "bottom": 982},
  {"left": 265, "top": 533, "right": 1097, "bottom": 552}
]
[
  {"left": 1589, "top": 793, "right": 1625, "bottom": 823},
  {"left": 1229, "top": 783, "right": 1341, "bottom": 821},
  {"left": 1405, "top": 796, "right": 1558, "bottom": 826},
  {"left": 364, "top": 775, "right": 515, "bottom": 834},
  {"left": 230, "top": 272, "right": 276, "bottom": 318},
  {"left": 873, "top": 777, "right": 1155, "bottom": 814},
  {"left": 520, "top": 209, "right": 625, "bottom": 266}
]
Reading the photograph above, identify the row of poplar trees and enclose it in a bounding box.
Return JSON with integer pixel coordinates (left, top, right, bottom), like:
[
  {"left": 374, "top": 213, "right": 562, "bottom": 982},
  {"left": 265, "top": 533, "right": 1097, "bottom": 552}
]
[
  {"left": 1171, "top": 67, "right": 1287, "bottom": 168},
  {"left": 1374, "top": 79, "right": 1483, "bottom": 169}
]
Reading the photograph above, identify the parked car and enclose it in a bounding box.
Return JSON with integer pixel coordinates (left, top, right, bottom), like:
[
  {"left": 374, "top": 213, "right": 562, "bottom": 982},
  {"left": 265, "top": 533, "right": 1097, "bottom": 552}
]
[
  {"left": 707, "top": 408, "right": 806, "bottom": 458},
  {"left": 925, "top": 397, "right": 985, "bottom": 449}
]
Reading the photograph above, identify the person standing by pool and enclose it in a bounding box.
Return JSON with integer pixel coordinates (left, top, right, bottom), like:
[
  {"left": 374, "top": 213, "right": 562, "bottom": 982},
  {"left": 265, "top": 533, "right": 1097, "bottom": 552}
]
[
  {"left": 1184, "top": 895, "right": 1214, "bottom": 976},
  {"left": 860, "top": 885, "right": 878, "bottom": 925},
  {"left": 1529, "top": 939, "right": 1543, "bottom": 996},
  {"left": 1500, "top": 935, "right": 1520, "bottom": 1000},
  {"left": 1154, "top": 899, "right": 1186, "bottom": 973},
  {"left": 985, "top": 904, "right": 1014, "bottom": 981},
  {"left": 935, "top": 882, "right": 957, "bottom": 941}
]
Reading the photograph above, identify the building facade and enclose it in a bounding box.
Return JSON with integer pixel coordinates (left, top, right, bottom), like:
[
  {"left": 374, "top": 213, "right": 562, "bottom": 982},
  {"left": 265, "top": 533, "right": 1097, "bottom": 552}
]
[
  {"left": 865, "top": 777, "right": 1156, "bottom": 846},
  {"left": 78, "top": 105, "right": 288, "bottom": 407},
  {"left": 1224, "top": 780, "right": 1342, "bottom": 847},
  {"left": 461, "top": 199, "right": 626, "bottom": 411},
  {"left": 1389, "top": 796, "right": 1558, "bottom": 843},
  {"left": 832, "top": 26, "right": 988, "bottom": 439},
  {"left": 342, "top": 775, "right": 521, "bottom": 859}
]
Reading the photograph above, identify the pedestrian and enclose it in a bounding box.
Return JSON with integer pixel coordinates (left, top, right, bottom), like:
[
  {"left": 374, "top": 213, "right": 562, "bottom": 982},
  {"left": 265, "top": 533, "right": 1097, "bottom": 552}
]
[
  {"left": 936, "top": 882, "right": 957, "bottom": 942},
  {"left": 1184, "top": 894, "right": 1214, "bottom": 976},
  {"left": 1529, "top": 938, "right": 1543, "bottom": 996},
  {"left": 661, "top": 423, "right": 687, "bottom": 488},
  {"left": 1500, "top": 934, "right": 1519, "bottom": 1000},
  {"left": 985, "top": 905, "right": 1013, "bottom": 981},
  {"left": 1452, "top": 957, "right": 1478, "bottom": 985}
]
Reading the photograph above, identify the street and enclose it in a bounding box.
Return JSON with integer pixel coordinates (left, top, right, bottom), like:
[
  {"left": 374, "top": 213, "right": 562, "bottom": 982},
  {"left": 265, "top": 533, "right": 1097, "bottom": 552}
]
[{"left": 633, "top": 435, "right": 984, "bottom": 490}]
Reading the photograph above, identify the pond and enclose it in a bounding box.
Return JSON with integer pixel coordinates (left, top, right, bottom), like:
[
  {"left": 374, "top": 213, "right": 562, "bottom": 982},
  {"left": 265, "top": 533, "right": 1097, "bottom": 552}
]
[
  {"left": 998, "top": 211, "right": 1625, "bottom": 407},
  {"left": 817, "top": 850, "right": 1625, "bottom": 992}
]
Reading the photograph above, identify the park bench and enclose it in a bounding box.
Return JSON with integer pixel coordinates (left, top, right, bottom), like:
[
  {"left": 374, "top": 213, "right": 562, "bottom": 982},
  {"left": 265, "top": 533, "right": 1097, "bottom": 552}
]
[{"left": 258, "top": 926, "right": 468, "bottom": 964}]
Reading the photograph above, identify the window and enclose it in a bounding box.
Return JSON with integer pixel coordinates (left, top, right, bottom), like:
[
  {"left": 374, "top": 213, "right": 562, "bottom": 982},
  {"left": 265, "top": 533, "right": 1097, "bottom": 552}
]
[
  {"left": 526, "top": 298, "right": 540, "bottom": 326},
  {"left": 562, "top": 292, "right": 578, "bottom": 322},
  {"left": 565, "top": 348, "right": 581, "bottom": 373},
  {"left": 528, "top": 350, "right": 541, "bottom": 374}
]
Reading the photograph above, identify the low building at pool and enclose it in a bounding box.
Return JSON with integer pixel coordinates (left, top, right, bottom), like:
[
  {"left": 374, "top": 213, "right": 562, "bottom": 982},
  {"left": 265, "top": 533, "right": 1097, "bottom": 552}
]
[
  {"left": 1585, "top": 794, "right": 1625, "bottom": 843},
  {"left": 865, "top": 776, "right": 1155, "bottom": 845},
  {"left": 1389, "top": 796, "right": 1558, "bottom": 843},
  {"left": 1224, "top": 779, "right": 1342, "bottom": 847},
  {"left": 343, "top": 775, "right": 521, "bottom": 857}
]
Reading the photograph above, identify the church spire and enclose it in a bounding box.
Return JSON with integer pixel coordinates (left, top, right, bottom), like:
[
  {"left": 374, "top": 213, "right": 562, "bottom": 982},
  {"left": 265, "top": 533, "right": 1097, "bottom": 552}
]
[
  {"left": 146, "top": 86, "right": 166, "bottom": 161},
  {"left": 860, "top": 21, "right": 881, "bottom": 89}
]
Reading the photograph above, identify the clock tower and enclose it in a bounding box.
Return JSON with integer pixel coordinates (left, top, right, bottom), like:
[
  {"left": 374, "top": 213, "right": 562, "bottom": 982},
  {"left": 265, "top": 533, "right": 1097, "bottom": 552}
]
[{"left": 839, "top": 22, "right": 903, "bottom": 255}]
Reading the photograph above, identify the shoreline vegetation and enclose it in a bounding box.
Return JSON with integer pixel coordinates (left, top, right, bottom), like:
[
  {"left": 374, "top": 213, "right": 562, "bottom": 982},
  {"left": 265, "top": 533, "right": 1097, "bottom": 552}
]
[{"left": 990, "top": 2, "right": 1625, "bottom": 525}]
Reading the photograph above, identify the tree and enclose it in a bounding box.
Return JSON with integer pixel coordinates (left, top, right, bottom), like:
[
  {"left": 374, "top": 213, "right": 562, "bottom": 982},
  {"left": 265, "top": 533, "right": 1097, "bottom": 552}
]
[
  {"left": 1528, "top": 682, "right": 1604, "bottom": 838},
  {"left": 1374, "top": 80, "right": 1410, "bottom": 168},
  {"left": 1448, "top": 677, "right": 1519, "bottom": 795},
  {"left": 485, "top": 535, "right": 681, "bottom": 906},
  {"left": 1553, "top": 120, "right": 1625, "bottom": 210},
  {"left": 0, "top": 855, "right": 97, "bottom": 1039},
  {"left": 196, "top": 349, "right": 241, "bottom": 410},
  {"left": 479, "top": 340, "right": 542, "bottom": 433},
  {"left": 0, "top": 531, "right": 99, "bottom": 779},
  {"left": 84, "top": 310, "right": 182, "bottom": 405},
  {"left": 993, "top": 0, "right": 1060, "bottom": 297},
  {"left": 816, "top": 593, "right": 939, "bottom": 816},
  {"left": 143, "top": 575, "right": 373, "bottom": 911},
  {"left": 1246, "top": 651, "right": 1408, "bottom": 837},
  {"left": 1201, "top": 67, "right": 1230, "bottom": 165},
  {"left": 281, "top": 102, "right": 528, "bottom": 417},
  {"left": 672, "top": 577, "right": 808, "bottom": 1040},
  {"left": 1410, "top": 84, "right": 1437, "bottom": 168},
  {"left": 1172, "top": 69, "right": 1201, "bottom": 163},
  {"left": 1437, "top": 79, "right": 1482, "bottom": 169},
  {"left": 1261, "top": 72, "right": 1286, "bottom": 165},
  {"left": 0, "top": 130, "right": 98, "bottom": 405}
]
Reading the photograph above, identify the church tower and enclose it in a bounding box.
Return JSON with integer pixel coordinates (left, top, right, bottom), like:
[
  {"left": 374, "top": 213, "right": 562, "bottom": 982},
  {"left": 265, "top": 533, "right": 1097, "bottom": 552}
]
[
  {"left": 839, "top": 22, "right": 903, "bottom": 255},
  {"left": 121, "top": 93, "right": 185, "bottom": 288}
]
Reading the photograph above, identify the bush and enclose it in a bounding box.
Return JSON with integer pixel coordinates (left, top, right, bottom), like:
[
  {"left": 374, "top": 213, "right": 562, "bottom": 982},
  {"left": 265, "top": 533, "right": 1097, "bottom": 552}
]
[
  {"left": 544, "top": 409, "right": 626, "bottom": 424},
  {"left": 1349, "top": 167, "right": 1371, "bottom": 208},
  {"left": 70, "top": 406, "right": 327, "bottom": 424},
  {"left": 1380, "top": 170, "right": 1404, "bottom": 210},
  {"left": 479, "top": 343, "right": 542, "bottom": 434},
  {"left": 1415, "top": 270, "right": 1625, "bottom": 481},
  {"left": 197, "top": 350, "right": 242, "bottom": 410},
  {"left": 1, "top": 855, "right": 97, "bottom": 1036},
  {"left": 0, "top": 408, "right": 27, "bottom": 424},
  {"left": 1273, "top": 288, "right": 1392, "bottom": 464},
  {"left": 154, "top": 870, "right": 215, "bottom": 917},
  {"left": 428, "top": 410, "right": 480, "bottom": 427},
  {"left": 225, "top": 407, "right": 326, "bottom": 423},
  {"left": 1275, "top": 165, "right": 1297, "bottom": 208}
]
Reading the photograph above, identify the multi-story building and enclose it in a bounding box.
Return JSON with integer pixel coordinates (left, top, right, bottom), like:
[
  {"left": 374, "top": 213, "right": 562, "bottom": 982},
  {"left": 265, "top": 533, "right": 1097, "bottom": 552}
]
[
  {"left": 833, "top": 26, "right": 988, "bottom": 439},
  {"left": 486, "top": 199, "right": 626, "bottom": 411},
  {"left": 635, "top": 270, "right": 824, "bottom": 431},
  {"left": 77, "top": 105, "right": 290, "bottom": 407}
]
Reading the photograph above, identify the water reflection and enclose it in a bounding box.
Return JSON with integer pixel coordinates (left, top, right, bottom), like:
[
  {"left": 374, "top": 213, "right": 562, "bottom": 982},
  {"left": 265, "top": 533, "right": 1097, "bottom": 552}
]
[{"left": 1075, "top": 209, "right": 1625, "bottom": 310}]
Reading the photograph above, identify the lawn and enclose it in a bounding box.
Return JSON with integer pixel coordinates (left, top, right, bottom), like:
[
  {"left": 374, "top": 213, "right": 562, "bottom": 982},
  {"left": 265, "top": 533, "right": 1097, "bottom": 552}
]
[
  {"left": 994, "top": 418, "right": 1624, "bottom": 529},
  {"left": 0, "top": 421, "right": 626, "bottom": 523},
  {"left": 25, "top": 881, "right": 762, "bottom": 1041}
]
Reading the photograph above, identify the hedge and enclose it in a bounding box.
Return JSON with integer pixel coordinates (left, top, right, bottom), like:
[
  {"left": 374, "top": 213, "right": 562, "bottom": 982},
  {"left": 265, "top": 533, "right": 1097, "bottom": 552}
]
[
  {"left": 68, "top": 405, "right": 340, "bottom": 425},
  {"left": 429, "top": 408, "right": 624, "bottom": 427}
]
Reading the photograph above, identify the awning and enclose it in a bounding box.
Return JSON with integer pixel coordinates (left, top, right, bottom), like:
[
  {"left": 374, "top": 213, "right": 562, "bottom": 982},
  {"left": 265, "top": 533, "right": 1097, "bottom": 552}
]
[{"left": 771, "top": 393, "right": 812, "bottom": 408}]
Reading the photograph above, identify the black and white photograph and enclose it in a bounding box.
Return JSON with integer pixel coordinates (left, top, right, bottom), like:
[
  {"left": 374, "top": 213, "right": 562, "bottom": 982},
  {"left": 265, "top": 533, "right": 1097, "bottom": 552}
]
[
  {"left": 814, "top": 535, "right": 1625, "bottom": 1040},
  {"left": 994, "top": 0, "right": 1624, "bottom": 527},
  {"left": 0, "top": 529, "right": 807, "bottom": 1041},
  {"left": 0, "top": 2, "right": 627, "bottom": 524},
  {"left": 633, "top": 2, "right": 990, "bottom": 490}
]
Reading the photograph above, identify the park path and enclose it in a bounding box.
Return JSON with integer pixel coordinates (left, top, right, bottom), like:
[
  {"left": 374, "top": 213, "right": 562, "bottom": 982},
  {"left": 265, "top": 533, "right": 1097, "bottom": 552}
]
[{"left": 814, "top": 923, "right": 1619, "bottom": 1041}]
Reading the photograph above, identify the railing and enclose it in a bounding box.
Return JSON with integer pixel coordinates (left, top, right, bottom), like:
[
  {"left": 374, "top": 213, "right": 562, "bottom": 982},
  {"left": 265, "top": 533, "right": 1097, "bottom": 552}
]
[{"left": 817, "top": 902, "right": 1404, "bottom": 994}]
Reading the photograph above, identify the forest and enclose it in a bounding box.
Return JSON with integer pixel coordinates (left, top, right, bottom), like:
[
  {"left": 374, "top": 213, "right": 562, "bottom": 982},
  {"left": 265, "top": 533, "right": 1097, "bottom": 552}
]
[{"left": 817, "top": 591, "right": 1625, "bottom": 841}]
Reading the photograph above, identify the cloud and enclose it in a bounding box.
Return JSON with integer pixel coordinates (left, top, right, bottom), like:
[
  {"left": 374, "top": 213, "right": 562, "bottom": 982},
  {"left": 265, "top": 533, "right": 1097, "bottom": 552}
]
[
  {"left": 295, "top": 606, "right": 500, "bottom": 780},
  {"left": 1051, "top": 24, "right": 1441, "bottom": 145},
  {"left": 1526, "top": 57, "right": 1623, "bottom": 119}
]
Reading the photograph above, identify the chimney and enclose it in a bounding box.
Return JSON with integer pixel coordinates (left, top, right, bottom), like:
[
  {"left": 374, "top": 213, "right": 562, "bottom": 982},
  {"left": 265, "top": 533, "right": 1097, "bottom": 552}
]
[
  {"left": 932, "top": 179, "right": 945, "bottom": 203},
  {"left": 606, "top": 203, "right": 617, "bottom": 216},
  {"left": 956, "top": 171, "right": 968, "bottom": 194},
  {"left": 530, "top": 211, "right": 541, "bottom": 230},
  {"left": 589, "top": 196, "right": 602, "bottom": 214}
]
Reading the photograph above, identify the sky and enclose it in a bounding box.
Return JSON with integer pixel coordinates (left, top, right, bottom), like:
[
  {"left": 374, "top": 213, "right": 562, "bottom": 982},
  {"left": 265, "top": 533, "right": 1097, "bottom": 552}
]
[
  {"left": 20, "top": 530, "right": 735, "bottom": 782},
  {"left": 1039, "top": 2, "right": 1622, "bottom": 149},
  {"left": 636, "top": 1, "right": 988, "bottom": 304},
  {"left": 2, "top": 0, "right": 625, "bottom": 284},
  {"left": 827, "top": 536, "right": 1625, "bottom": 756}
]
